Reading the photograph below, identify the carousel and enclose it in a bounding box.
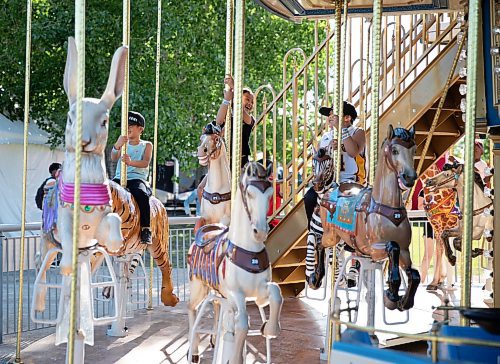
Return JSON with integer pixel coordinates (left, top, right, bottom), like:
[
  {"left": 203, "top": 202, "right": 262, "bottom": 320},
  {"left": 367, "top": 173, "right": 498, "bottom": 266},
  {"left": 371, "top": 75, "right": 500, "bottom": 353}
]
[{"left": 5, "top": 0, "right": 500, "bottom": 363}]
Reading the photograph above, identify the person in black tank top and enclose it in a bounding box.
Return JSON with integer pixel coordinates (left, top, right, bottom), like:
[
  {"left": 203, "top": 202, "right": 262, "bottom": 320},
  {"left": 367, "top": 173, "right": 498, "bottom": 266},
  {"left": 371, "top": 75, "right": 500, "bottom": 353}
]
[{"left": 197, "top": 75, "right": 255, "bottom": 204}]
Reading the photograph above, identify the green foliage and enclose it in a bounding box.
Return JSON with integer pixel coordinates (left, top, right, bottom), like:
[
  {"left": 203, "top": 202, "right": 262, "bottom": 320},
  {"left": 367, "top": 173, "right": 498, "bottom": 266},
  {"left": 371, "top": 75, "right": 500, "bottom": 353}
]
[{"left": 0, "top": 0, "right": 317, "bottom": 171}]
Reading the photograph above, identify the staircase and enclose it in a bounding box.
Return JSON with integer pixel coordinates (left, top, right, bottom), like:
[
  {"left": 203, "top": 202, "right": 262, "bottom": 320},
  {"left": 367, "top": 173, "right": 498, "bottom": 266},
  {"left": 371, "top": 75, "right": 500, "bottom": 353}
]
[{"left": 252, "top": 13, "right": 466, "bottom": 296}]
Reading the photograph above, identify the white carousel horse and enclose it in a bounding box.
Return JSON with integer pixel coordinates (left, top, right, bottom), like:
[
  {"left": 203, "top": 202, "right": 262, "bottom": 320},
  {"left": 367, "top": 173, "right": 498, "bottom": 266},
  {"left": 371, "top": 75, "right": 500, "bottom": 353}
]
[
  {"left": 187, "top": 162, "right": 282, "bottom": 364},
  {"left": 196, "top": 125, "right": 231, "bottom": 231}
]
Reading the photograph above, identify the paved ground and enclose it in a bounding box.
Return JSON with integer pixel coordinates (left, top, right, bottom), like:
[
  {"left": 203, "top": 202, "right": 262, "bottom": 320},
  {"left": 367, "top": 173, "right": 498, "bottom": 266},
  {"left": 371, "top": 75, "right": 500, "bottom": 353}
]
[{"left": 18, "top": 298, "right": 325, "bottom": 364}]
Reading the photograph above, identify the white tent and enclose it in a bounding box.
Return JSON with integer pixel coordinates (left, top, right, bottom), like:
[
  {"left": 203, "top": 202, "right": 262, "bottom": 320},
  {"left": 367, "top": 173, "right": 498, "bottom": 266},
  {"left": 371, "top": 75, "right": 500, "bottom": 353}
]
[{"left": 0, "top": 114, "right": 64, "bottom": 225}]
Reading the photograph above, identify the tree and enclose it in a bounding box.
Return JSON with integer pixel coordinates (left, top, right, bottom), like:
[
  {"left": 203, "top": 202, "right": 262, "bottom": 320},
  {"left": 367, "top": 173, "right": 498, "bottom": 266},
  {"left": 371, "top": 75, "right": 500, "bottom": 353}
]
[{"left": 0, "top": 0, "right": 318, "bottom": 170}]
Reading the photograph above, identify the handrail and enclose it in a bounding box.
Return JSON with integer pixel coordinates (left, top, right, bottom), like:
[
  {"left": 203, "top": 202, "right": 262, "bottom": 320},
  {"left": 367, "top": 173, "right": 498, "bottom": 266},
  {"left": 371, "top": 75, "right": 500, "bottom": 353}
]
[{"left": 255, "top": 28, "right": 336, "bottom": 125}]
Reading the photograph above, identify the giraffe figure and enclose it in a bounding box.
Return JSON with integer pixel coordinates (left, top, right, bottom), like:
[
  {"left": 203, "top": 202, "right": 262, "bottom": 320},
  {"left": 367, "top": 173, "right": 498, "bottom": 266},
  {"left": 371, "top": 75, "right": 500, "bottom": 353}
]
[{"left": 419, "top": 164, "right": 461, "bottom": 291}]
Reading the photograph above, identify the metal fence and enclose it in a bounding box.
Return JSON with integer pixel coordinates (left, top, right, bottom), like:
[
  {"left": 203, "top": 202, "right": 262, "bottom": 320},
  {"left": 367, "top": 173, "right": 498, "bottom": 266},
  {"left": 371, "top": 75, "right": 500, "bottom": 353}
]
[
  {"left": 0, "top": 217, "right": 196, "bottom": 344},
  {"left": 0, "top": 213, "right": 489, "bottom": 343}
]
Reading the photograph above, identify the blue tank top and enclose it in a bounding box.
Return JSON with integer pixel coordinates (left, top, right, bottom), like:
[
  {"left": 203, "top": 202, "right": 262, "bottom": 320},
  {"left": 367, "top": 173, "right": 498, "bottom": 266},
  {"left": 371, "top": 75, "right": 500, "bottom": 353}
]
[{"left": 114, "top": 141, "right": 150, "bottom": 182}]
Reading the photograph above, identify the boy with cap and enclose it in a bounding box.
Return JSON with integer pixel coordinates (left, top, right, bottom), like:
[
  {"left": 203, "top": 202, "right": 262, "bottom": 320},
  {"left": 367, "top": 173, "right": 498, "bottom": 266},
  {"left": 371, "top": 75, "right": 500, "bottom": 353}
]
[
  {"left": 304, "top": 101, "right": 366, "bottom": 225},
  {"left": 111, "top": 111, "right": 153, "bottom": 244}
]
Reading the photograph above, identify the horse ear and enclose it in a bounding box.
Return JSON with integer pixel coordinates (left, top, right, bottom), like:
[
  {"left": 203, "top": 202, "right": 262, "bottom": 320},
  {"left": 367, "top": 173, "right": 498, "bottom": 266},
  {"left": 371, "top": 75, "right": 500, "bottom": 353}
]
[
  {"left": 266, "top": 162, "right": 273, "bottom": 178},
  {"left": 408, "top": 126, "right": 415, "bottom": 140},
  {"left": 387, "top": 124, "right": 395, "bottom": 140},
  {"left": 456, "top": 164, "right": 463, "bottom": 174},
  {"left": 63, "top": 37, "right": 78, "bottom": 106},
  {"left": 101, "top": 46, "right": 128, "bottom": 109}
]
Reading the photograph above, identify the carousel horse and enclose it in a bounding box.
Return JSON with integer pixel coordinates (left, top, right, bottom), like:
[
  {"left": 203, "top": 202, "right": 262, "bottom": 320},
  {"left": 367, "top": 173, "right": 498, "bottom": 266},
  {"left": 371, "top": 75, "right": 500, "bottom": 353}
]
[
  {"left": 196, "top": 124, "right": 231, "bottom": 232},
  {"left": 419, "top": 165, "right": 461, "bottom": 291},
  {"left": 34, "top": 37, "right": 179, "bottom": 316},
  {"left": 317, "top": 125, "right": 420, "bottom": 311},
  {"left": 187, "top": 162, "right": 282, "bottom": 364},
  {"left": 425, "top": 162, "right": 494, "bottom": 267}
]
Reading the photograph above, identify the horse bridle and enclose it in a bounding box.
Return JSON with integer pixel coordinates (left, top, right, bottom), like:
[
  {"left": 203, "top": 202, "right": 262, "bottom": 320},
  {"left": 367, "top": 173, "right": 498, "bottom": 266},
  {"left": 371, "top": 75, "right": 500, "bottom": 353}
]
[
  {"left": 203, "top": 134, "right": 223, "bottom": 161},
  {"left": 383, "top": 137, "right": 416, "bottom": 179},
  {"left": 313, "top": 147, "right": 334, "bottom": 189},
  {"left": 239, "top": 176, "right": 272, "bottom": 229}
]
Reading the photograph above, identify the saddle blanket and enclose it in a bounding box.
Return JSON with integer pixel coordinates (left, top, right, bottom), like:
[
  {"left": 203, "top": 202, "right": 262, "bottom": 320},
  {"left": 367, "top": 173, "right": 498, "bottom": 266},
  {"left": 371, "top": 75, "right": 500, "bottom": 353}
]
[
  {"left": 326, "top": 188, "right": 358, "bottom": 233},
  {"left": 189, "top": 224, "right": 228, "bottom": 291}
]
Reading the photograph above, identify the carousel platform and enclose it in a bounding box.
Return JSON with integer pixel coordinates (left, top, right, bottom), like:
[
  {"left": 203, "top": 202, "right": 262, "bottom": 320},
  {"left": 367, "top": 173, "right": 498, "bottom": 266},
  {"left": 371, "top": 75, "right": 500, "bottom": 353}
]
[{"left": 17, "top": 285, "right": 486, "bottom": 363}]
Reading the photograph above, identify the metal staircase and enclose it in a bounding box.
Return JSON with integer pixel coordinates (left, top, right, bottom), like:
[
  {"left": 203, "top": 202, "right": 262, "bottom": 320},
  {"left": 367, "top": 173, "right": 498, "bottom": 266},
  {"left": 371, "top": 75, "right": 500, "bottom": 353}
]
[{"left": 252, "top": 13, "right": 466, "bottom": 296}]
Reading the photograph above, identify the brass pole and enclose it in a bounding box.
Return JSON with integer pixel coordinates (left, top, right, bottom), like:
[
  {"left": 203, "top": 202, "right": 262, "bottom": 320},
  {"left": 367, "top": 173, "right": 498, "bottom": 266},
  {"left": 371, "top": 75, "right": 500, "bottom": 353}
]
[
  {"left": 14, "top": 1, "right": 32, "bottom": 362},
  {"left": 225, "top": 0, "right": 234, "bottom": 160},
  {"left": 68, "top": 0, "right": 85, "bottom": 362},
  {"left": 461, "top": 4, "right": 477, "bottom": 326},
  {"left": 364, "top": 19, "right": 372, "bottom": 133},
  {"left": 303, "top": 64, "right": 308, "bottom": 187},
  {"left": 405, "top": 33, "right": 466, "bottom": 207},
  {"left": 263, "top": 95, "right": 267, "bottom": 167},
  {"left": 359, "top": 20, "right": 365, "bottom": 124},
  {"left": 369, "top": 0, "right": 383, "bottom": 184},
  {"left": 328, "top": 3, "right": 345, "bottom": 362},
  {"left": 335, "top": 0, "right": 347, "bottom": 184},
  {"left": 395, "top": 16, "right": 401, "bottom": 98},
  {"left": 120, "top": 0, "right": 131, "bottom": 187},
  {"left": 292, "top": 64, "right": 299, "bottom": 203},
  {"left": 231, "top": 0, "right": 245, "bottom": 200},
  {"left": 149, "top": 0, "right": 162, "bottom": 311},
  {"left": 314, "top": 20, "right": 319, "bottom": 138}
]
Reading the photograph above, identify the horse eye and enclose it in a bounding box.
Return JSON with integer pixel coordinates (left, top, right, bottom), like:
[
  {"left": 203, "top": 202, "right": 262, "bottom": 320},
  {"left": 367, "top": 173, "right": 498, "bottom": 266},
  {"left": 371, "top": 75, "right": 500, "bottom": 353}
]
[
  {"left": 101, "top": 118, "right": 108, "bottom": 127},
  {"left": 392, "top": 148, "right": 398, "bottom": 155}
]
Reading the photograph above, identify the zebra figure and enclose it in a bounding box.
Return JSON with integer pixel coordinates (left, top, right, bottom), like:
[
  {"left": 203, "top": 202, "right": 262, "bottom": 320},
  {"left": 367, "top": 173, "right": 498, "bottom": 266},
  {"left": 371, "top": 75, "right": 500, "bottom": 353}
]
[{"left": 305, "top": 144, "right": 359, "bottom": 290}]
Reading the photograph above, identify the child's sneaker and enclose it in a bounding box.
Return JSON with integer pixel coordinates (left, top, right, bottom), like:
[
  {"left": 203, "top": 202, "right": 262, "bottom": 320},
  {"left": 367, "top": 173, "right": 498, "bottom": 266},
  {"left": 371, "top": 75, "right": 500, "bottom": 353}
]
[{"left": 140, "top": 227, "right": 152, "bottom": 245}]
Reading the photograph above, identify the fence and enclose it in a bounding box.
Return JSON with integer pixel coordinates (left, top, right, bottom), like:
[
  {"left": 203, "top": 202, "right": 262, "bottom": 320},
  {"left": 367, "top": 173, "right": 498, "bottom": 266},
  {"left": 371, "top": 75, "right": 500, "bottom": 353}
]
[{"left": 0, "top": 213, "right": 488, "bottom": 343}]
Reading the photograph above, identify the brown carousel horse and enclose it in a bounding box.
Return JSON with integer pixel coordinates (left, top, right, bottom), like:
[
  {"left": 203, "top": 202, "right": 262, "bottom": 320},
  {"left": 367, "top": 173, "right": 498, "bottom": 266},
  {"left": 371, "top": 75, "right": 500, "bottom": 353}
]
[{"left": 315, "top": 125, "right": 420, "bottom": 310}]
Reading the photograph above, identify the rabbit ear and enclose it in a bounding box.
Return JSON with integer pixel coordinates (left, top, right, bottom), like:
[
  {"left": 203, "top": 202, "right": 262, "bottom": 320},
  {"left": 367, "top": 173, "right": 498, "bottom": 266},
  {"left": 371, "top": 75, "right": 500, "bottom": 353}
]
[
  {"left": 408, "top": 125, "right": 415, "bottom": 140},
  {"left": 63, "top": 37, "right": 78, "bottom": 106},
  {"left": 101, "top": 46, "right": 128, "bottom": 109}
]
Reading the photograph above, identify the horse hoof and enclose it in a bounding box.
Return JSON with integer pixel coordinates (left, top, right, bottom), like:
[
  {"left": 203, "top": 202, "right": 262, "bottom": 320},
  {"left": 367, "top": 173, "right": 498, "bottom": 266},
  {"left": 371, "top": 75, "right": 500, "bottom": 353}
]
[
  {"left": 383, "top": 293, "right": 398, "bottom": 311},
  {"left": 210, "top": 334, "right": 216, "bottom": 348},
  {"left": 306, "top": 274, "right": 323, "bottom": 290},
  {"left": 426, "top": 284, "right": 438, "bottom": 291},
  {"left": 448, "top": 255, "right": 456, "bottom": 266},
  {"left": 187, "top": 352, "right": 199, "bottom": 363},
  {"left": 161, "top": 292, "right": 179, "bottom": 307}
]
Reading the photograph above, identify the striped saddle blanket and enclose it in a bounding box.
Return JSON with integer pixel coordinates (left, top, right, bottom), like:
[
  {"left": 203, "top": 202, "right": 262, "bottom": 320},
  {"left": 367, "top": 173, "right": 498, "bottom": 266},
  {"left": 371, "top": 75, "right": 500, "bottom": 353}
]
[{"left": 188, "top": 224, "right": 228, "bottom": 291}]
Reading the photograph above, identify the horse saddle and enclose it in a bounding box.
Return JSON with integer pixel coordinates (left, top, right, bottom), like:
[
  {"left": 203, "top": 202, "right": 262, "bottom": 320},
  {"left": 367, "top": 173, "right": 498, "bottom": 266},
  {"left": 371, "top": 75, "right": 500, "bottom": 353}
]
[
  {"left": 321, "top": 184, "right": 371, "bottom": 234},
  {"left": 194, "top": 223, "right": 228, "bottom": 253}
]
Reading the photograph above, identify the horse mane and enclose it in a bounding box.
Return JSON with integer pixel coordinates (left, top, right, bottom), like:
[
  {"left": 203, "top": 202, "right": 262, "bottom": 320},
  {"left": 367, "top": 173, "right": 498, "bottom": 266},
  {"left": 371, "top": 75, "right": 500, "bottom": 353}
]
[{"left": 393, "top": 127, "right": 415, "bottom": 143}]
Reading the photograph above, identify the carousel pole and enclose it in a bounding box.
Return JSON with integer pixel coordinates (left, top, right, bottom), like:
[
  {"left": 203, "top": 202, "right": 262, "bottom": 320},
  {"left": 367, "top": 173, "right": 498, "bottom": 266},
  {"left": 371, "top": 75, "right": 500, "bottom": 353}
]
[
  {"left": 13, "top": 1, "right": 32, "bottom": 362},
  {"left": 461, "top": 1, "right": 479, "bottom": 326},
  {"left": 120, "top": 0, "right": 131, "bottom": 187},
  {"left": 225, "top": 0, "right": 234, "bottom": 160},
  {"left": 231, "top": 0, "right": 245, "bottom": 201},
  {"left": 327, "top": 1, "right": 345, "bottom": 361},
  {"left": 67, "top": 0, "right": 85, "bottom": 362},
  {"left": 369, "top": 0, "right": 383, "bottom": 184},
  {"left": 149, "top": 0, "right": 162, "bottom": 310}
]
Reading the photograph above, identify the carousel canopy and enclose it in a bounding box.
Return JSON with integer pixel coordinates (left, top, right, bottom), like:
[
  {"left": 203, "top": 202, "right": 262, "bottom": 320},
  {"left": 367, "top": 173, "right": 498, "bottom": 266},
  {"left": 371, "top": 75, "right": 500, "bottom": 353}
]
[{"left": 254, "top": 0, "right": 463, "bottom": 21}]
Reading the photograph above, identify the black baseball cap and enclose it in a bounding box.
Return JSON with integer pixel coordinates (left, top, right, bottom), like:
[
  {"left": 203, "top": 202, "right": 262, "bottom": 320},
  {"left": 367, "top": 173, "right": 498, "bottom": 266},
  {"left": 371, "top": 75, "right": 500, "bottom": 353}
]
[
  {"left": 115, "top": 111, "right": 145, "bottom": 128},
  {"left": 319, "top": 101, "right": 357, "bottom": 120}
]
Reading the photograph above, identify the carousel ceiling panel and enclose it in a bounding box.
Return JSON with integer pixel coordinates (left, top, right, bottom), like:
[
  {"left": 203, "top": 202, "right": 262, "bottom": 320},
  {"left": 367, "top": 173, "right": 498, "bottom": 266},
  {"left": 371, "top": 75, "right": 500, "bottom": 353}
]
[{"left": 254, "top": 0, "right": 464, "bottom": 21}]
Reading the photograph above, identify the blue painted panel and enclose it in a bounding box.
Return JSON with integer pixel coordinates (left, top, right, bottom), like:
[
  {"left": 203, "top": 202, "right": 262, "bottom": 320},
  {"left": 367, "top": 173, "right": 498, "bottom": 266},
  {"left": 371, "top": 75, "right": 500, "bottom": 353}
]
[{"left": 439, "top": 326, "right": 500, "bottom": 363}]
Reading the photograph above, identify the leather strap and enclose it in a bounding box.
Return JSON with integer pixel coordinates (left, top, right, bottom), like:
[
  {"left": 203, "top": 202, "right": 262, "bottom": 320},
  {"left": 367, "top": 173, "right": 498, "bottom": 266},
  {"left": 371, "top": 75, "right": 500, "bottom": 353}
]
[
  {"left": 202, "top": 190, "right": 231, "bottom": 204},
  {"left": 225, "top": 240, "right": 270, "bottom": 274},
  {"left": 473, "top": 202, "right": 493, "bottom": 217},
  {"left": 367, "top": 197, "right": 407, "bottom": 227}
]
